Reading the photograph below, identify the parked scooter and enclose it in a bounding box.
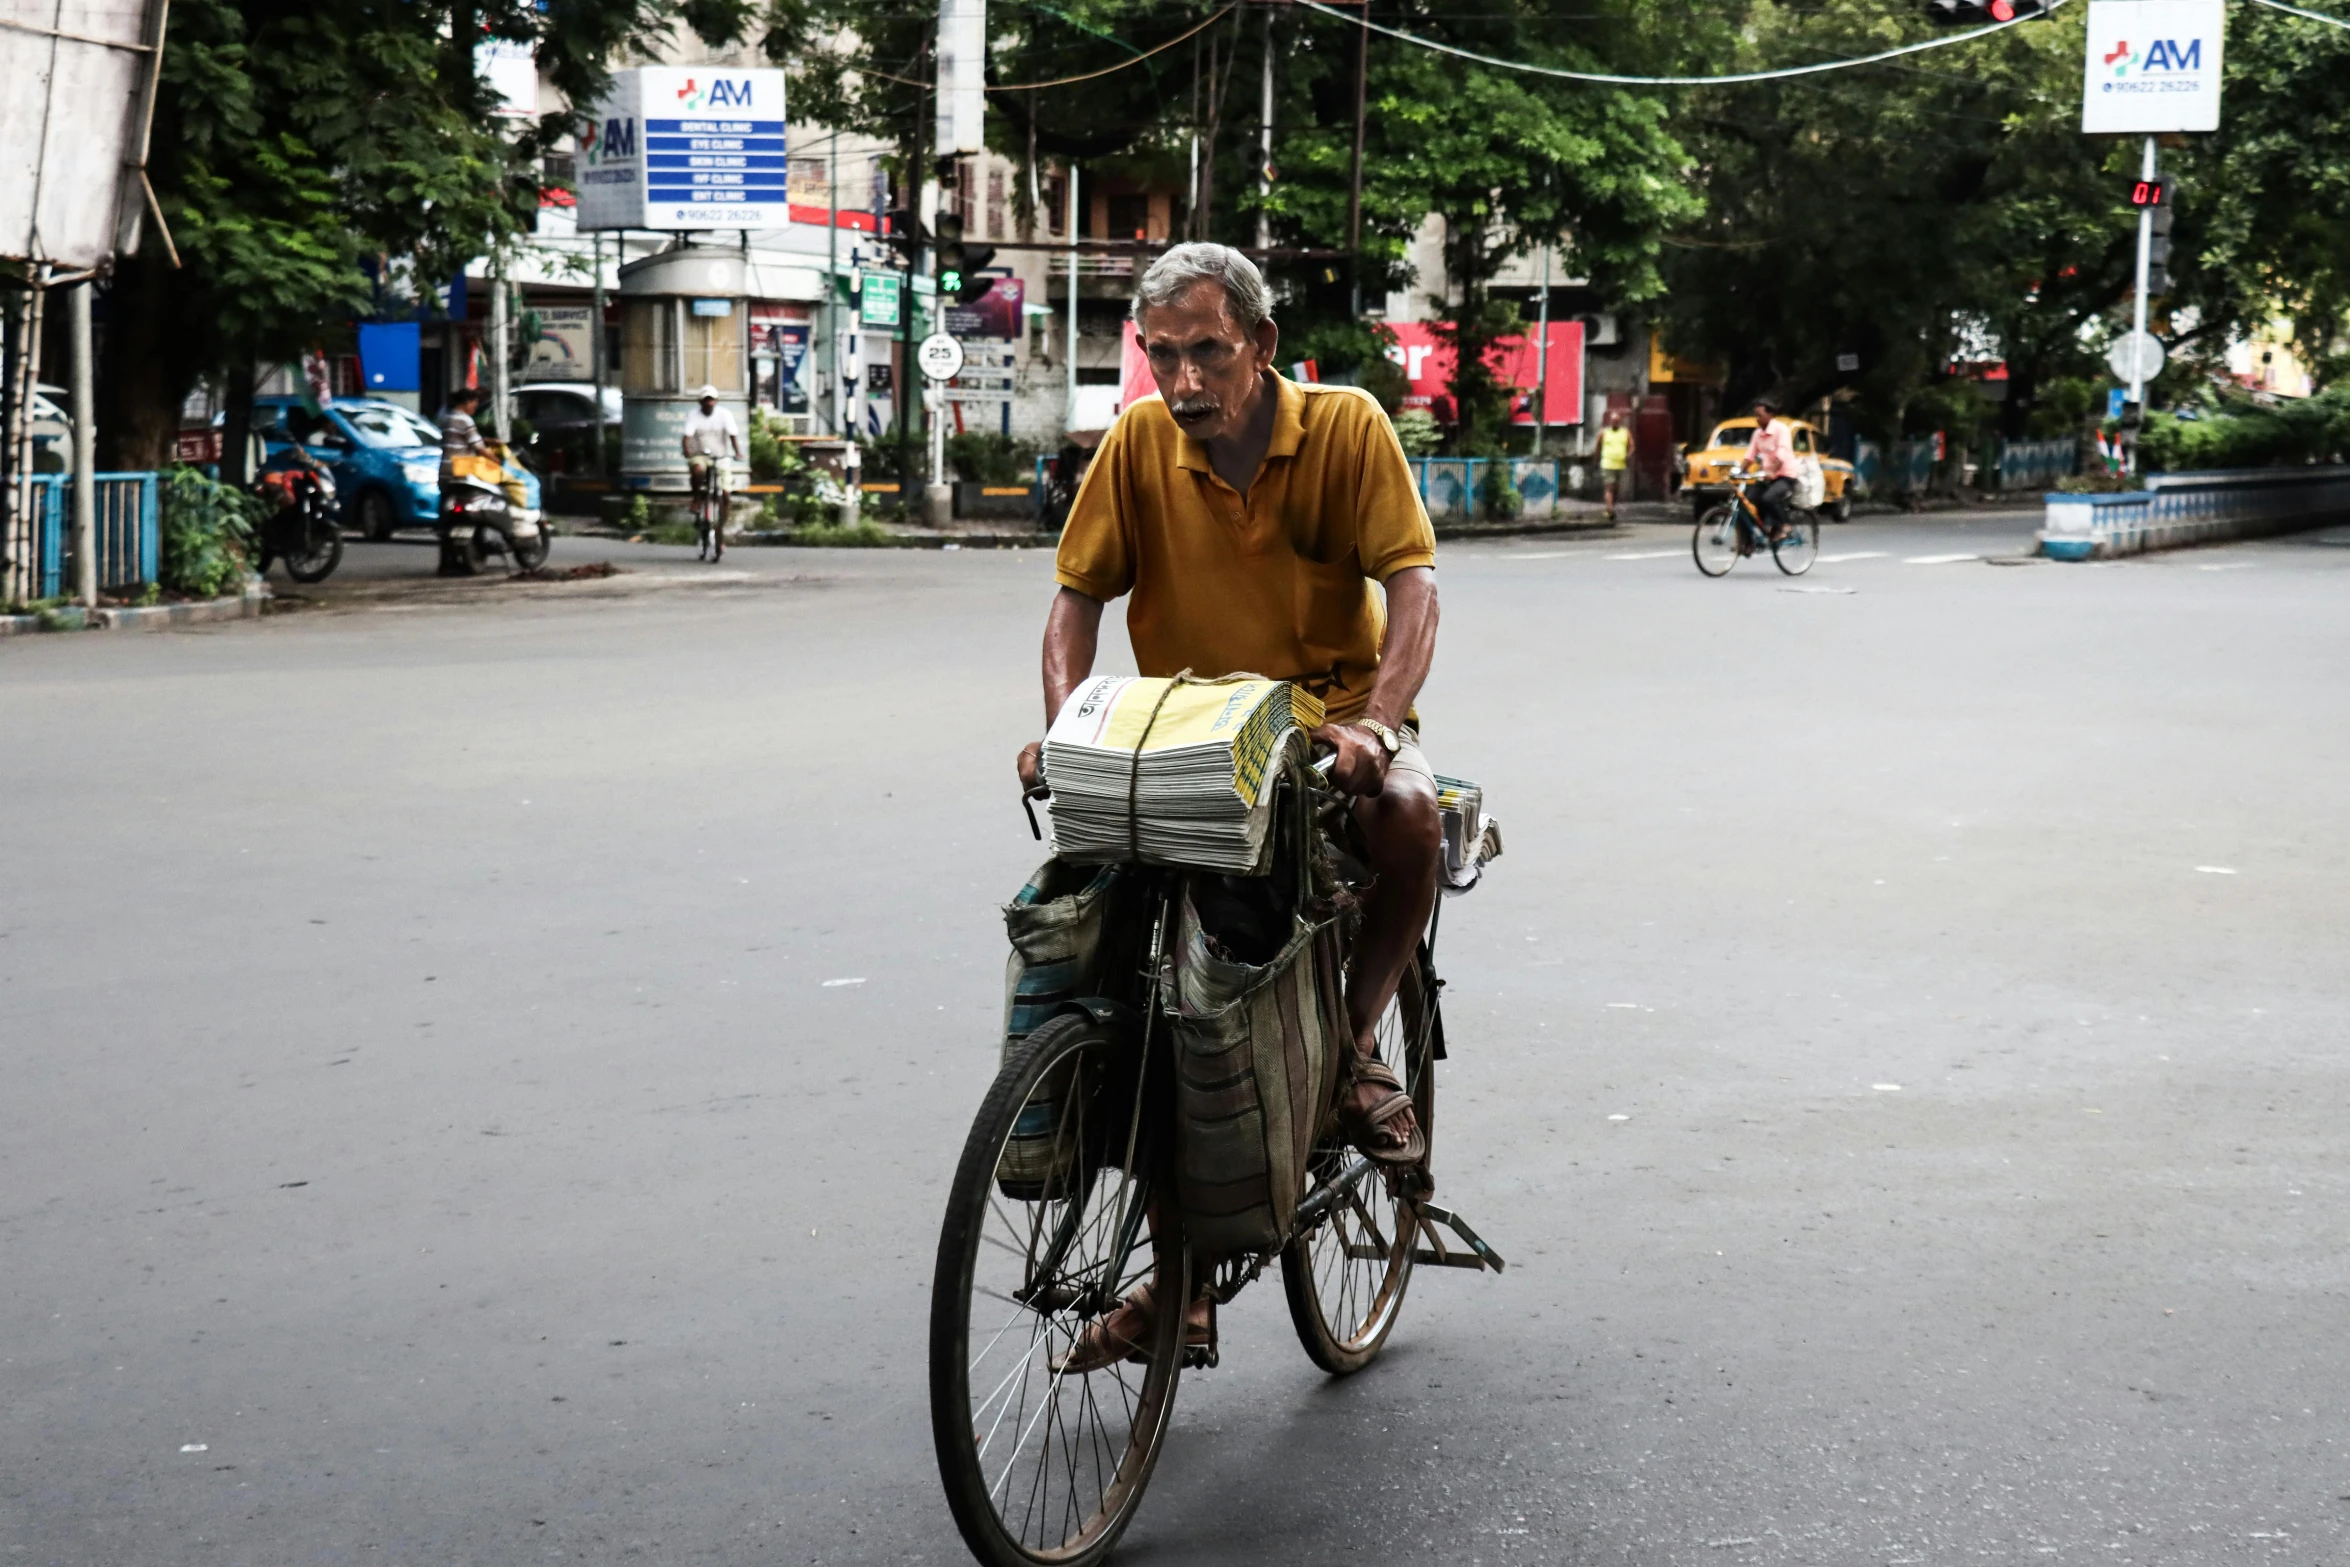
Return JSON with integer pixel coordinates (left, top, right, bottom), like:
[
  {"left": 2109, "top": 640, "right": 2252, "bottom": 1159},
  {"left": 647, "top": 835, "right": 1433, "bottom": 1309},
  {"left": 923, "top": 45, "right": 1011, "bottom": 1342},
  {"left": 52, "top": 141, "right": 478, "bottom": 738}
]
[
  {"left": 437, "top": 440, "right": 549, "bottom": 575},
  {"left": 252, "top": 450, "right": 344, "bottom": 583}
]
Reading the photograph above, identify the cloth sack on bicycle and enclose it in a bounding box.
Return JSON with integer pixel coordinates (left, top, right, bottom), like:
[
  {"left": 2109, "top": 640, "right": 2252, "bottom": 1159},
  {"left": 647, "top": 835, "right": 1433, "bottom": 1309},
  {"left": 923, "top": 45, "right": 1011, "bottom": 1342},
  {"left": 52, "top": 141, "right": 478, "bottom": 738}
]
[
  {"left": 1794, "top": 454, "right": 1826, "bottom": 510},
  {"left": 995, "top": 859, "right": 1124, "bottom": 1199},
  {"left": 1000, "top": 858, "right": 1124, "bottom": 1062},
  {"left": 1169, "top": 880, "right": 1345, "bottom": 1258}
]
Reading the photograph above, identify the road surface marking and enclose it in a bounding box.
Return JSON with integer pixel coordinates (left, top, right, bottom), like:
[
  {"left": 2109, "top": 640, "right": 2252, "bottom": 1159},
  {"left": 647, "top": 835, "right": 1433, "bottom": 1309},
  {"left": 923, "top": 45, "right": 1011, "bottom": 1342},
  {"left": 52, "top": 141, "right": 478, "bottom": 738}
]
[
  {"left": 2195, "top": 866, "right": 2237, "bottom": 875},
  {"left": 1603, "top": 550, "right": 1684, "bottom": 560},
  {"left": 1817, "top": 551, "right": 1888, "bottom": 563},
  {"left": 1903, "top": 553, "right": 1981, "bottom": 565},
  {"left": 1506, "top": 550, "right": 1599, "bottom": 560}
]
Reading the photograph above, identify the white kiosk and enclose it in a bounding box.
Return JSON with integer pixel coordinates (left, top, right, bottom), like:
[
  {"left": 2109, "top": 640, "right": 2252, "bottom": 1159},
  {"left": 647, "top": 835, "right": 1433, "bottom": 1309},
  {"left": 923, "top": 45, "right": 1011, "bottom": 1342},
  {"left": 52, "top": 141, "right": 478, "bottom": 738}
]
[{"left": 615, "top": 245, "right": 751, "bottom": 493}]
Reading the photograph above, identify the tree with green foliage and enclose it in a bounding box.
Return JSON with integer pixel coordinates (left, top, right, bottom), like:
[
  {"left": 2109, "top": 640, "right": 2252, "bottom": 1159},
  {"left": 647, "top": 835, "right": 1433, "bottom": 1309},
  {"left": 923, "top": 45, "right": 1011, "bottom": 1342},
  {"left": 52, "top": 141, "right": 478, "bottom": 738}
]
[
  {"left": 1261, "top": 3, "right": 1701, "bottom": 451},
  {"left": 763, "top": 0, "right": 1698, "bottom": 454},
  {"left": 1653, "top": 2, "right": 2350, "bottom": 456},
  {"left": 97, "top": 0, "right": 750, "bottom": 474}
]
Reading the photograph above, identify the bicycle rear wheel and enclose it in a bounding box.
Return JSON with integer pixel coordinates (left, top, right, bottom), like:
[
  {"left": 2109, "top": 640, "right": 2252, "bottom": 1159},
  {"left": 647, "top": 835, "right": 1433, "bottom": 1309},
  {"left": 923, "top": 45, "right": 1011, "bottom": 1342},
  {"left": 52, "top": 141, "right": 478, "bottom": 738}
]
[
  {"left": 1281, "top": 955, "right": 1437, "bottom": 1375},
  {"left": 1693, "top": 505, "right": 1742, "bottom": 576},
  {"left": 931, "top": 1013, "right": 1186, "bottom": 1567},
  {"left": 1772, "top": 508, "right": 1821, "bottom": 575}
]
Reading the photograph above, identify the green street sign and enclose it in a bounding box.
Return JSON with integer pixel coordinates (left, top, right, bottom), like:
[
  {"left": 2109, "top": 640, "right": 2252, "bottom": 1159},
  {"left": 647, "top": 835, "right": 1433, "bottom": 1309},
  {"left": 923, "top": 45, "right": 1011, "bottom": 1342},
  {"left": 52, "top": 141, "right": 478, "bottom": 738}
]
[{"left": 861, "top": 273, "right": 902, "bottom": 328}]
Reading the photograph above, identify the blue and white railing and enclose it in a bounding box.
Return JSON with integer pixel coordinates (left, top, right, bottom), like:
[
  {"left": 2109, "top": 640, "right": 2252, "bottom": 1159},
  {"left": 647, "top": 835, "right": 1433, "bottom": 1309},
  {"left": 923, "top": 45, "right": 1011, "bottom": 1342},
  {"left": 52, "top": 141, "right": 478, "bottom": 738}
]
[
  {"left": 1407, "top": 456, "right": 1566, "bottom": 521},
  {"left": 2040, "top": 466, "right": 2350, "bottom": 559}
]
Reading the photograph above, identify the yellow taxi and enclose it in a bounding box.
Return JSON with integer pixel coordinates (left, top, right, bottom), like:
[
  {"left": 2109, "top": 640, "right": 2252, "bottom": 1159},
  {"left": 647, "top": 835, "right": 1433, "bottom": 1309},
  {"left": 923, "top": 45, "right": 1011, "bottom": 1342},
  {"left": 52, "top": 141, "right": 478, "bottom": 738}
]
[{"left": 1681, "top": 417, "right": 1855, "bottom": 521}]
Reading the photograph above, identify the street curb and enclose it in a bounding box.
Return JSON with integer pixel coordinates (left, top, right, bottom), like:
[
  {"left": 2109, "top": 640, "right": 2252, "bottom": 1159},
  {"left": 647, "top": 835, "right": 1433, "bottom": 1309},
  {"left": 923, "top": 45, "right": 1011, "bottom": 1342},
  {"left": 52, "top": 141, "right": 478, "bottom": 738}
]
[{"left": 1, "top": 584, "right": 269, "bottom": 637}]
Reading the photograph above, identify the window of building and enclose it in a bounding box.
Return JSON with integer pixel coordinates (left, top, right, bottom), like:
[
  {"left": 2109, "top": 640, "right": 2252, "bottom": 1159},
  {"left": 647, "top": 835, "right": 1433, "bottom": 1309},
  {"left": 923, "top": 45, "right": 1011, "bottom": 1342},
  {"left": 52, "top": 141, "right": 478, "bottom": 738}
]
[{"left": 986, "top": 167, "right": 1007, "bottom": 239}]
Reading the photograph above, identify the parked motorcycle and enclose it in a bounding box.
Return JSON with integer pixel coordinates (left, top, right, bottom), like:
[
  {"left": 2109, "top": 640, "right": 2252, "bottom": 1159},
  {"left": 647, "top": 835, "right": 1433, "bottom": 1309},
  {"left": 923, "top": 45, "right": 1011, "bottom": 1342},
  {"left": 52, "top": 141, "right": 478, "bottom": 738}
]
[
  {"left": 252, "top": 452, "right": 344, "bottom": 583},
  {"left": 437, "top": 440, "right": 549, "bottom": 576}
]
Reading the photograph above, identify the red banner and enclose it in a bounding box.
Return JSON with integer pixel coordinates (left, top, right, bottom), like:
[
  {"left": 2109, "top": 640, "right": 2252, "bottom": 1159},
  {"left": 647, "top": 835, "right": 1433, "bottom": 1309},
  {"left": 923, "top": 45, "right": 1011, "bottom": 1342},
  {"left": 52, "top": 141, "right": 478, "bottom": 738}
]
[{"left": 1383, "top": 320, "right": 1584, "bottom": 425}]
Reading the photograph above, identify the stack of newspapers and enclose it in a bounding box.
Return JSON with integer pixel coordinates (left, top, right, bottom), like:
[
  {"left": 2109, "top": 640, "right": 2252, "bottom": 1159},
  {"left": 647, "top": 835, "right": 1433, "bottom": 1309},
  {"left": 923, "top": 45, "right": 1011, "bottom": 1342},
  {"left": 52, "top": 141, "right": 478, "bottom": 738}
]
[
  {"left": 1435, "top": 774, "right": 1505, "bottom": 892},
  {"left": 1044, "top": 675, "right": 1324, "bottom": 871}
]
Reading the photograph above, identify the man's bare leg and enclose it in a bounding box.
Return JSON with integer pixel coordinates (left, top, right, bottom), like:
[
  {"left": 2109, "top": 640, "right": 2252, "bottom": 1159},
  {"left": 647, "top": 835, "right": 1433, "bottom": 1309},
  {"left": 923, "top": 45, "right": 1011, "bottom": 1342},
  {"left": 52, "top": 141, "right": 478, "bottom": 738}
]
[{"left": 1340, "top": 766, "right": 1442, "bottom": 1152}]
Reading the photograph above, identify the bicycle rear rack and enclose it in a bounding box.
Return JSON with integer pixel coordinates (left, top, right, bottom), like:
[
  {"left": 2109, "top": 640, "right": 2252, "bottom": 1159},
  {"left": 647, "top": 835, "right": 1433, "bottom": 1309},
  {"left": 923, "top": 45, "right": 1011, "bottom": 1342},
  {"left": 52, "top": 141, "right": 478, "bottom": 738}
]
[{"left": 1410, "top": 1203, "right": 1506, "bottom": 1273}]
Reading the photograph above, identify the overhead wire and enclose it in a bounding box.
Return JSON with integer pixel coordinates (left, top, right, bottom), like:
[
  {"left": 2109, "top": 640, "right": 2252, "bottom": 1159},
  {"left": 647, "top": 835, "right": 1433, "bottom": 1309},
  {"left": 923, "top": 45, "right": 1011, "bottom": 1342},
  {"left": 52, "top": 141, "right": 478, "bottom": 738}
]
[
  {"left": 1293, "top": 0, "right": 2077, "bottom": 86},
  {"left": 2245, "top": 0, "right": 2350, "bottom": 27}
]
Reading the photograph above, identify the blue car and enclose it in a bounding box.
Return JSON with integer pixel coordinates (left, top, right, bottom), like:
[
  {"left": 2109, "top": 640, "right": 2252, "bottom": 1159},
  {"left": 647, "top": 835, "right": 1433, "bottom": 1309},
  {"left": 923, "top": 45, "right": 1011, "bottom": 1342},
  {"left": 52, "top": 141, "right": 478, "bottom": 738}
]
[{"left": 250, "top": 395, "right": 542, "bottom": 541}]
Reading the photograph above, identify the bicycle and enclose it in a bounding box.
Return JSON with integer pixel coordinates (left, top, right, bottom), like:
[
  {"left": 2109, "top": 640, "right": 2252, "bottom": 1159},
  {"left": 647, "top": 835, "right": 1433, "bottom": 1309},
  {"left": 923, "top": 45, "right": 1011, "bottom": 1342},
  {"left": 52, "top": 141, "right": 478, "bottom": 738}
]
[
  {"left": 1692, "top": 468, "right": 1820, "bottom": 578},
  {"left": 929, "top": 756, "right": 1504, "bottom": 1567},
  {"left": 690, "top": 458, "right": 729, "bottom": 561}
]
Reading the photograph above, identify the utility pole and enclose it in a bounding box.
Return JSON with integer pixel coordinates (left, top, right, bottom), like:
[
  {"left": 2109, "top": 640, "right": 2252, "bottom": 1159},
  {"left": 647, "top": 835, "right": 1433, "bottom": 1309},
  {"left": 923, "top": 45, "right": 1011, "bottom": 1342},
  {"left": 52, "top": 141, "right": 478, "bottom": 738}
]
[
  {"left": 1256, "top": 5, "right": 1274, "bottom": 253},
  {"left": 2124, "top": 134, "right": 2156, "bottom": 473},
  {"left": 488, "top": 255, "right": 509, "bottom": 440},
  {"left": 1064, "top": 164, "right": 1080, "bottom": 437},
  {"left": 827, "top": 133, "right": 841, "bottom": 437},
  {"left": 68, "top": 280, "right": 95, "bottom": 607},
  {"left": 1530, "top": 242, "right": 1551, "bottom": 459},
  {"left": 1346, "top": 0, "right": 1368, "bottom": 317},
  {"left": 589, "top": 233, "right": 606, "bottom": 476}
]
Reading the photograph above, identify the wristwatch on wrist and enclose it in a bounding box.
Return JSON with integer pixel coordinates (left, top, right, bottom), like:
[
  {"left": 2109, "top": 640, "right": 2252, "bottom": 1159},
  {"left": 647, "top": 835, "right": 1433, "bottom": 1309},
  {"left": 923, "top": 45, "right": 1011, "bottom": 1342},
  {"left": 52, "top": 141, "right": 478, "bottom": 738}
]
[{"left": 1353, "top": 719, "right": 1403, "bottom": 757}]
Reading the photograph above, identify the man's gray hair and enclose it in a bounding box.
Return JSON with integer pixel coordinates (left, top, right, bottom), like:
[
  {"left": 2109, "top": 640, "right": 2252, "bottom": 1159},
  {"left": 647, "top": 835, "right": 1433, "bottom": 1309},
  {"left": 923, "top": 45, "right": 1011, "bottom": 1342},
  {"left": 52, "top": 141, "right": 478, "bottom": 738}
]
[{"left": 1133, "top": 242, "right": 1272, "bottom": 332}]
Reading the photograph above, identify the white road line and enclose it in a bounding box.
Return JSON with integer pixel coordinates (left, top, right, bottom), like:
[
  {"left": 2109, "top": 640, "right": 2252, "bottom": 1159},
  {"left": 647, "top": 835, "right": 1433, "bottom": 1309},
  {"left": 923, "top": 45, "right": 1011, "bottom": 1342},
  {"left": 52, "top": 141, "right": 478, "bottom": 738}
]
[
  {"left": 1504, "top": 550, "right": 1599, "bottom": 560},
  {"left": 1603, "top": 550, "right": 1684, "bottom": 560},
  {"left": 1903, "top": 553, "right": 1981, "bottom": 565},
  {"left": 1816, "top": 551, "right": 1888, "bottom": 563}
]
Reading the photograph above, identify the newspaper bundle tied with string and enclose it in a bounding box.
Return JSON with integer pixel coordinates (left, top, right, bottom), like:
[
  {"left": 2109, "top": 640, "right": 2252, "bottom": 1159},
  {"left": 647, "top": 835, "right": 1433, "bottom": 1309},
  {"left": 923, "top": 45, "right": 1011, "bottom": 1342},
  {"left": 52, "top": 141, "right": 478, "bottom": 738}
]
[{"left": 1042, "top": 674, "right": 1323, "bottom": 873}]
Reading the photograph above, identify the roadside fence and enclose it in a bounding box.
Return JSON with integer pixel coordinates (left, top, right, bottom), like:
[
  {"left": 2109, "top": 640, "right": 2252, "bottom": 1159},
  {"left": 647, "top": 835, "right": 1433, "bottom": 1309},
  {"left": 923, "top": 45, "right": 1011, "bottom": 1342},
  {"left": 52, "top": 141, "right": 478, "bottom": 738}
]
[
  {"left": 1994, "top": 438, "right": 2077, "bottom": 493},
  {"left": 1408, "top": 456, "right": 1564, "bottom": 522},
  {"left": 22, "top": 473, "right": 161, "bottom": 599}
]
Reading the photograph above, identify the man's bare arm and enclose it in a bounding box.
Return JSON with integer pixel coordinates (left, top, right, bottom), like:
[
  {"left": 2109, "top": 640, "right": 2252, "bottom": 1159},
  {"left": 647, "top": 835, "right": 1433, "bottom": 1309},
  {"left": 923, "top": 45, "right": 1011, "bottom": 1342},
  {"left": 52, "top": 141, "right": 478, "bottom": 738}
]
[
  {"left": 1017, "top": 587, "right": 1104, "bottom": 790},
  {"left": 1316, "top": 565, "right": 1438, "bottom": 795},
  {"left": 1363, "top": 566, "right": 1437, "bottom": 733}
]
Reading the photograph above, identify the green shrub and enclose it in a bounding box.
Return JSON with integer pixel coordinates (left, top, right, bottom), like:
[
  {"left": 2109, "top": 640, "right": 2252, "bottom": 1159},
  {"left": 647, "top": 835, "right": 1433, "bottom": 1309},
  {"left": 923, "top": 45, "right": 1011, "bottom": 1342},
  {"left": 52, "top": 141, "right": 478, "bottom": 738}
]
[
  {"left": 783, "top": 518, "right": 897, "bottom": 547},
  {"left": 746, "top": 407, "right": 811, "bottom": 484},
  {"left": 1390, "top": 408, "right": 1441, "bottom": 456},
  {"left": 2138, "top": 387, "right": 2350, "bottom": 472},
  {"left": 1482, "top": 468, "right": 1523, "bottom": 521},
  {"left": 159, "top": 465, "right": 257, "bottom": 598},
  {"left": 621, "top": 494, "right": 652, "bottom": 531},
  {"left": 945, "top": 432, "right": 1040, "bottom": 486}
]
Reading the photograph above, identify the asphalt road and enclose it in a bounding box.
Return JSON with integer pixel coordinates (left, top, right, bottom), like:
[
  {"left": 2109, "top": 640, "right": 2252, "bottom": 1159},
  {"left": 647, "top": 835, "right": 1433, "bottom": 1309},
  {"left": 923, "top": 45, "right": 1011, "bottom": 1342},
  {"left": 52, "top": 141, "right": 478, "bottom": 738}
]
[{"left": 5, "top": 510, "right": 2348, "bottom": 1566}]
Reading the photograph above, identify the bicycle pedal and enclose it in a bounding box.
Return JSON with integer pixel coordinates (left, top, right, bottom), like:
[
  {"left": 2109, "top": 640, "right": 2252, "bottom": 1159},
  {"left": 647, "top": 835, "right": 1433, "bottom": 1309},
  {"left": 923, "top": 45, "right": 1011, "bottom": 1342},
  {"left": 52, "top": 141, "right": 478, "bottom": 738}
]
[{"left": 1181, "top": 1345, "right": 1219, "bottom": 1370}]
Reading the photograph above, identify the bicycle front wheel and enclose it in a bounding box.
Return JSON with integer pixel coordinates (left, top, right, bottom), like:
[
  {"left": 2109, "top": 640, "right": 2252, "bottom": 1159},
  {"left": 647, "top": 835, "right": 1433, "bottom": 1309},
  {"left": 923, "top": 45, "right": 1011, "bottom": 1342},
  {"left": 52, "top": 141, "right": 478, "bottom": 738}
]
[
  {"left": 1772, "top": 509, "right": 1821, "bottom": 575},
  {"left": 1281, "top": 954, "right": 1437, "bottom": 1375},
  {"left": 931, "top": 1013, "right": 1186, "bottom": 1567},
  {"left": 1693, "top": 505, "right": 1742, "bottom": 576}
]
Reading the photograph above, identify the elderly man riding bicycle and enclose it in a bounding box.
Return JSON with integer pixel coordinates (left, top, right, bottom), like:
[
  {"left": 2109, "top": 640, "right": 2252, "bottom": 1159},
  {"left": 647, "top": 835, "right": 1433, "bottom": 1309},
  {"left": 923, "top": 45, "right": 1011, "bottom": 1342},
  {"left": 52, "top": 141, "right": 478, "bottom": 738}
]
[{"left": 1014, "top": 241, "right": 1443, "bottom": 1357}]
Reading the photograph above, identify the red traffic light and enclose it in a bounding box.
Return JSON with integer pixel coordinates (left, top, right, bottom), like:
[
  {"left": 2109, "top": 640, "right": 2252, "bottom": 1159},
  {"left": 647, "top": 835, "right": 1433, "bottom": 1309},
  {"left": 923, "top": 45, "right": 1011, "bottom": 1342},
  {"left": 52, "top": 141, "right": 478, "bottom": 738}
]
[{"left": 2129, "top": 176, "right": 2175, "bottom": 208}]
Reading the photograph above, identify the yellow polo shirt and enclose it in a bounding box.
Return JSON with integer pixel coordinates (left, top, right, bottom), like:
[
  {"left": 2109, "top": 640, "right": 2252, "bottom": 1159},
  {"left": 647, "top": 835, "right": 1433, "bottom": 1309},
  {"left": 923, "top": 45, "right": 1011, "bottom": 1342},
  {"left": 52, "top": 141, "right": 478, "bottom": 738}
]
[{"left": 1055, "top": 376, "right": 1436, "bottom": 724}]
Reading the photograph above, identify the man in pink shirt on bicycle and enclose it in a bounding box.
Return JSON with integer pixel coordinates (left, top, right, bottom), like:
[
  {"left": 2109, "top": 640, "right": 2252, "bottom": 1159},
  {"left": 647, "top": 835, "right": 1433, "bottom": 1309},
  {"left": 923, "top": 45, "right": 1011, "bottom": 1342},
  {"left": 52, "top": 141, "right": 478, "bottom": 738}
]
[{"left": 1745, "top": 399, "right": 1797, "bottom": 539}]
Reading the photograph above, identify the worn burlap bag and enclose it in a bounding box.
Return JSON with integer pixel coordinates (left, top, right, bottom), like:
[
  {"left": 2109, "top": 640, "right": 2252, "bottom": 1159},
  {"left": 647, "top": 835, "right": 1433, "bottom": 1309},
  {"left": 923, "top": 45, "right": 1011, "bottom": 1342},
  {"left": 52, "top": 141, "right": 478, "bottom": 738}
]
[{"left": 1169, "top": 886, "right": 1346, "bottom": 1257}]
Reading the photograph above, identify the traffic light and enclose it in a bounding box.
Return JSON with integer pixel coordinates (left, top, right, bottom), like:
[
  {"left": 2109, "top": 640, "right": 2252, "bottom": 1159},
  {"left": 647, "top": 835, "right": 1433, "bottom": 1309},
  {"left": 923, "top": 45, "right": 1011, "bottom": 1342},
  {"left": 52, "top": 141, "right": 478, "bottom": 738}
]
[
  {"left": 931, "top": 212, "right": 998, "bottom": 306},
  {"left": 2139, "top": 175, "right": 2180, "bottom": 296},
  {"left": 1925, "top": 0, "right": 2050, "bottom": 21}
]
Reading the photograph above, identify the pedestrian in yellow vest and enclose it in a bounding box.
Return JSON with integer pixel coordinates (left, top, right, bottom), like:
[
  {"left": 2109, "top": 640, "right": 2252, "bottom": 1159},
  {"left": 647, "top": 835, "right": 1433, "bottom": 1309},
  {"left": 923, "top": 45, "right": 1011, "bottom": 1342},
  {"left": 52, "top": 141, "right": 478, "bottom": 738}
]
[{"left": 1597, "top": 410, "right": 1631, "bottom": 520}]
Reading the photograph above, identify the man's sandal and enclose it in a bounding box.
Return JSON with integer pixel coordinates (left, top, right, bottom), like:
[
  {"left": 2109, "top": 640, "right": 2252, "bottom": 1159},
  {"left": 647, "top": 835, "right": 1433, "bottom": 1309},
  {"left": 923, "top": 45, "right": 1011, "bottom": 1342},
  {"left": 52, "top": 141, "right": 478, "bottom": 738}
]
[
  {"left": 1050, "top": 1284, "right": 1215, "bottom": 1376},
  {"left": 1336, "top": 1053, "right": 1427, "bottom": 1167}
]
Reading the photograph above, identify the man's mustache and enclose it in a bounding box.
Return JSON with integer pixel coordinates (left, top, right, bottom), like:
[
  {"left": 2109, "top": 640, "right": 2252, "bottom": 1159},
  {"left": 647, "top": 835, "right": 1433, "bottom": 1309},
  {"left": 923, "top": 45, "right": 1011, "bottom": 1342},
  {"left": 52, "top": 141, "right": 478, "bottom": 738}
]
[{"left": 1170, "top": 397, "right": 1221, "bottom": 420}]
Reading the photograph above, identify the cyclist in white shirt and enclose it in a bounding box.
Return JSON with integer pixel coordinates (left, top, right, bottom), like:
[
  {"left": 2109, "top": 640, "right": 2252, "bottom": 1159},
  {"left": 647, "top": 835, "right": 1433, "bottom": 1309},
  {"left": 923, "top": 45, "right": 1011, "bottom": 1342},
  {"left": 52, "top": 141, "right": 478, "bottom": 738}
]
[{"left": 681, "top": 386, "right": 743, "bottom": 561}]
